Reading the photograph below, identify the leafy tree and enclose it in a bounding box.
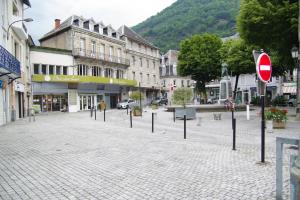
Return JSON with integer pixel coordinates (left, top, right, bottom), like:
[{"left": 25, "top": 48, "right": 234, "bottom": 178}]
[
  {"left": 237, "top": 0, "right": 298, "bottom": 70},
  {"left": 172, "top": 88, "right": 193, "bottom": 108},
  {"left": 219, "top": 39, "right": 256, "bottom": 99},
  {"left": 129, "top": 91, "right": 144, "bottom": 101},
  {"left": 177, "top": 34, "right": 222, "bottom": 93}
]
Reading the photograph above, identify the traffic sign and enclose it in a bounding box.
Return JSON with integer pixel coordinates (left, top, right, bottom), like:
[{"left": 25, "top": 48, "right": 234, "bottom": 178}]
[{"left": 256, "top": 53, "right": 272, "bottom": 83}]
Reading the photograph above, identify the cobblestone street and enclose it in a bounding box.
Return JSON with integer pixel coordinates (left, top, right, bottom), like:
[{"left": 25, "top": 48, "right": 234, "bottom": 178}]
[{"left": 0, "top": 108, "right": 299, "bottom": 199}]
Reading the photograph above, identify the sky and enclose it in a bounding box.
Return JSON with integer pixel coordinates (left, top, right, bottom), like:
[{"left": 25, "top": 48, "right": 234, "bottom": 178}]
[{"left": 25, "top": 0, "right": 177, "bottom": 43}]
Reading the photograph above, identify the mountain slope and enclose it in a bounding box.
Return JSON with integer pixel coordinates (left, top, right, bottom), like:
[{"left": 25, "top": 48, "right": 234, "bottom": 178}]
[{"left": 133, "top": 0, "right": 240, "bottom": 52}]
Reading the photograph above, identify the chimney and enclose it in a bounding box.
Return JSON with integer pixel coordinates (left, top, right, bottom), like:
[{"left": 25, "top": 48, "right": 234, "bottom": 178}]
[{"left": 55, "top": 19, "right": 61, "bottom": 29}]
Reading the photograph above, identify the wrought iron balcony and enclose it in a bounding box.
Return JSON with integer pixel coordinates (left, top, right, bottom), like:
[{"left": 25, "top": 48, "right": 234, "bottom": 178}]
[
  {"left": 0, "top": 45, "right": 21, "bottom": 77},
  {"left": 73, "top": 48, "right": 130, "bottom": 66}
]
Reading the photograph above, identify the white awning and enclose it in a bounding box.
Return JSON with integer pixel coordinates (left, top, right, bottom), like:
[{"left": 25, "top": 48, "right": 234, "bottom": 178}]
[{"left": 282, "top": 86, "right": 297, "bottom": 94}]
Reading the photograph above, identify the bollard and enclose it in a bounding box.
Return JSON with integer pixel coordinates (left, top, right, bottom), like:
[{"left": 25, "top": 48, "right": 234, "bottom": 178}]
[
  {"left": 127, "top": 107, "right": 128, "bottom": 115},
  {"left": 94, "top": 107, "right": 97, "bottom": 120},
  {"left": 152, "top": 112, "right": 154, "bottom": 133},
  {"left": 130, "top": 110, "right": 132, "bottom": 128},
  {"left": 233, "top": 118, "right": 236, "bottom": 150},
  {"left": 261, "top": 96, "right": 265, "bottom": 163},
  {"left": 184, "top": 115, "right": 186, "bottom": 139},
  {"left": 173, "top": 109, "right": 175, "bottom": 122},
  {"left": 28, "top": 108, "right": 31, "bottom": 122},
  {"left": 104, "top": 109, "right": 106, "bottom": 122},
  {"left": 91, "top": 107, "right": 93, "bottom": 118},
  {"left": 247, "top": 104, "right": 250, "bottom": 120}
]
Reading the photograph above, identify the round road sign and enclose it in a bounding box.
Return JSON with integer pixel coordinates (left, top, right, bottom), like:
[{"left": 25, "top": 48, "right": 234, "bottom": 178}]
[{"left": 256, "top": 53, "right": 272, "bottom": 83}]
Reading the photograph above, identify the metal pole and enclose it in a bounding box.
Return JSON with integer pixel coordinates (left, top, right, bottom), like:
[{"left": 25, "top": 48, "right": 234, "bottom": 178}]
[
  {"left": 139, "top": 82, "right": 142, "bottom": 116},
  {"left": 184, "top": 115, "right": 186, "bottom": 139},
  {"left": 233, "top": 118, "right": 236, "bottom": 150},
  {"left": 296, "top": 58, "right": 300, "bottom": 120},
  {"left": 91, "top": 106, "right": 93, "bottom": 118},
  {"left": 130, "top": 110, "right": 132, "bottom": 128},
  {"left": 94, "top": 106, "right": 96, "bottom": 120},
  {"left": 231, "top": 109, "right": 234, "bottom": 130},
  {"left": 261, "top": 95, "right": 265, "bottom": 163},
  {"left": 127, "top": 106, "right": 128, "bottom": 115},
  {"left": 173, "top": 109, "right": 175, "bottom": 122},
  {"left": 152, "top": 113, "right": 154, "bottom": 133},
  {"left": 104, "top": 108, "right": 106, "bottom": 122}
]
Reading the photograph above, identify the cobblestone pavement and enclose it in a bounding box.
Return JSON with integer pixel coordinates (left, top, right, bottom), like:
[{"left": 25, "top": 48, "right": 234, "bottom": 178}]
[{"left": 0, "top": 107, "right": 299, "bottom": 199}]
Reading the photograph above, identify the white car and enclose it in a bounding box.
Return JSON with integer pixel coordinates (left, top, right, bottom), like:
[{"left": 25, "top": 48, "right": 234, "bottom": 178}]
[{"left": 117, "top": 99, "right": 137, "bottom": 109}]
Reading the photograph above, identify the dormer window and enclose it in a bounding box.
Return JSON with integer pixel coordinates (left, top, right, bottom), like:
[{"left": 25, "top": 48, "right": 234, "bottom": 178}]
[
  {"left": 112, "top": 32, "right": 117, "bottom": 38},
  {"left": 83, "top": 21, "right": 89, "bottom": 30},
  {"left": 103, "top": 27, "right": 108, "bottom": 35},
  {"left": 73, "top": 19, "right": 79, "bottom": 26},
  {"left": 94, "top": 24, "right": 99, "bottom": 33}
]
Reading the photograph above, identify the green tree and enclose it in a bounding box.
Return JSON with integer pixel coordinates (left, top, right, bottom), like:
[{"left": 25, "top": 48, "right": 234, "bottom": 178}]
[
  {"left": 219, "top": 39, "right": 256, "bottom": 99},
  {"left": 172, "top": 88, "right": 193, "bottom": 108},
  {"left": 237, "top": 0, "right": 298, "bottom": 70},
  {"left": 177, "top": 33, "right": 222, "bottom": 93},
  {"left": 129, "top": 91, "right": 144, "bottom": 101}
]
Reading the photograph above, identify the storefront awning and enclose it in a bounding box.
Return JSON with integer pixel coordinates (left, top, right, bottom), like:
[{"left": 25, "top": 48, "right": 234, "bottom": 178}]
[{"left": 282, "top": 86, "right": 297, "bottom": 94}]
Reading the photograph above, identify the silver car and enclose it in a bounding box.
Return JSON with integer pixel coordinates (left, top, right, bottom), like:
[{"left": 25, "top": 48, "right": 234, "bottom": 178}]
[{"left": 117, "top": 99, "right": 137, "bottom": 109}]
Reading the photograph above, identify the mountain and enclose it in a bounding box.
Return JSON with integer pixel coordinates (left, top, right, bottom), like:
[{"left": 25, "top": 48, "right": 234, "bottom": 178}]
[{"left": 132, "top": 0, "right": 240, "bottom": 53}]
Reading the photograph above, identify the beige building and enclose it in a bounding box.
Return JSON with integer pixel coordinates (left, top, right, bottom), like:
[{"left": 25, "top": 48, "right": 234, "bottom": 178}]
[
  {"left": 118, "top": 25, "right": 161, "bottom": 104},
  {"left": 35, "top": 16, "right": 136, "bottom": 110},
  {"left": 160, "top": 50, "right": 195, "bottom": 102},
  {"left": 0, "top": 0, "right": 32, "bottom": 125}
]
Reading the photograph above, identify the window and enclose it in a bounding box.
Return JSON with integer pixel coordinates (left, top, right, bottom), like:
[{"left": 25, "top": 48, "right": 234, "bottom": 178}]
[
  {"left": 132, "top": 72, "right": 136, "bottom": 80},
  {"left": 116, "top": 70, "right": 124, "bottom": 79},
  {"left": 105, "top": 68, "right": 113, "bottom": 78},
  {"left": 153, "top": 75, "right": 156, "bottom": 84},
  {"left": 49, "top": 65, "right": 54, "bottom": 75},
  {"left": 83, "top": 21, "right": 89, "bottom": 29},
  {"left": 153, "top": 61, "right": 156, "bottom": 69},
  {"left": 33, "top": 64, "right": 39, "bottom": 74},
  {"left": 78, "top": 65, "right": 87, "bottom": 76},
  {"left": 147, "top": 74, "right": 150, "bottom": 83},
  {"left": 92, "top": 66, "right": 101, "bottom": 77},
  {"left": 140, "top": 73, "right": 143, "bottom": 82},
  {"left": 56, "top": 66, "right": 61, "bottom": 75},
  {"left": 117, "top": 48, "right": 121, "bottom": 63},
  {"left": 63, "top": 66, "right": 68, "bottom": 75},
  {"left": 73, "top": 19, "right": 79, "bottom": 26},
  {"left": 163, "top": 80, "right": 166, "bottom": 87},
  {"left": 132, "top": 56, "right": 135, "bottom": 66},
  {"left": 91, "top": 41, "right": 96, "bottom": 54},
  {"left": 140, "top": 58, "right": 143, "bottom": 67},
  {"left": 80, "top": 38, "right": 86, "bottom": 55},
  {"left": 100, "top": 44, "right": 105, "bottom": 59},
  {"left": 109, "top": 46, "right": 113, "bottom": 61},
  {"left": 42, "top": 65, "right": 47, "bottom": 75}
]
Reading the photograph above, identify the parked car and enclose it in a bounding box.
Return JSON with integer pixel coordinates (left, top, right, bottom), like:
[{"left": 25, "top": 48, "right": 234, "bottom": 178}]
[
  {"left": 151, "top": 97, "right": 168, "bottom": 105},
  {"left": 117, "top": 99, "right": 137, "bottom": 109},
  {"left": 288, "top": 98, "right": 297, "bottom": 107},
  {"left": 207, "top": 97, "right": 219, "bottom": 104}
]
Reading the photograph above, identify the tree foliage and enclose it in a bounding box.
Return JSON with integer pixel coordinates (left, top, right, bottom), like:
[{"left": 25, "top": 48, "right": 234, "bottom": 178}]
[
  {"left": 177, "top": 34, "right": 222, "bottom": 92},
  {"left": 129, "top": 91, "right": 144, "bottom": 101},
  {"left": 237, "top": 0, "right": 298, "bottom": 71},
  {"left": 172, "top": 88, "right": 193, "bottom": 108},
  {"left": 133, "top": 0, "right": 240, "bottom": 53}
]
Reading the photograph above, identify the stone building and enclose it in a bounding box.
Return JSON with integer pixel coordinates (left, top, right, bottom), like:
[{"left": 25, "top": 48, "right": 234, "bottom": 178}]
[
  {"left": 33, "top": 16, "right": 137, "bottom": 111},
  {"left": 0, "top": 0, "right": 32, "bottom": 125},
  {"left": 118, "top": 25, "right": 161, "bottom": 104},
  {"left": 160, "top": 50, "right": 195, "bottom": 103}
]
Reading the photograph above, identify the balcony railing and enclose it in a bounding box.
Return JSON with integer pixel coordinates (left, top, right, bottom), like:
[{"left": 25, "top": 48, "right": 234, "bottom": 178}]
[
  {"left": 0, "top": 45, "right": 20, "bottom": 76},
  {"left": 73, "top": 48, "right": 130, "bottom": 66}
]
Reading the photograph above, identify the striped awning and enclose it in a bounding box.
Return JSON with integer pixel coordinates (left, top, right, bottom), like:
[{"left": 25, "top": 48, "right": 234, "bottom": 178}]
[{"left": 282, "top": 86, "right": 297, "bottom": 94}]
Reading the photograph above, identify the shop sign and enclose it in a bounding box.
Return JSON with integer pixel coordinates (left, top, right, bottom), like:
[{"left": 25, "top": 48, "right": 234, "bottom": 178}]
[{"left": 15, "top": 82, "right": 24, "bottom": 92}]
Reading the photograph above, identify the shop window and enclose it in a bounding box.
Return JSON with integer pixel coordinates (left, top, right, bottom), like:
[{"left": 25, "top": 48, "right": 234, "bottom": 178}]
[
  {"left": 42, "top": 65, "right": 47, "bottom": 75},
  {"left": 56, "top": 66, "right": 61, "bottom": 75},
  {"left": 49, "top": 65, "right": 54, "bottom": 75},
  {"left": 63, "top": 66, "right": 68, "bottom": 75},
  {"left": 33, "top": 64, "right": 39, "bottom": 74}
]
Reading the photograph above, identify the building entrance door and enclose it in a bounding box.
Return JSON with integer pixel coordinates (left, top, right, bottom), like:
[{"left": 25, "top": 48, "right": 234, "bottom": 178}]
[{"left": 80, "top": 95, "right": 95, "bottom": 110}]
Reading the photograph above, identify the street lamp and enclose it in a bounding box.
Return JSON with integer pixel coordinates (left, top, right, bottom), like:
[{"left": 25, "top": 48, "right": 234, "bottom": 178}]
[
  {"left": 6, "top": 18, "right": 33, "bottom": 40},
  {"left": 291, "top": 46, "right": 300, "bottom": 120}
]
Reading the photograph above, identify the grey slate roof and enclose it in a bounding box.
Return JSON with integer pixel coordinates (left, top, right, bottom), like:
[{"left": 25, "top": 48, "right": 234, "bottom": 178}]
[{"left": 119, "top": 25, "right": 159, "bottom": 50}]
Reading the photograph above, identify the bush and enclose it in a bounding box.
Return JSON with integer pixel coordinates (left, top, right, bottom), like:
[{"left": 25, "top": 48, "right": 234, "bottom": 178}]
[
  {"left": 265, "top": 107, "right": 288, "bottom": 121},
  {"left": 172, "top": 88, "right": 193, "bottom": 108},
  {"left": 272, "top": 95, "right": 287, "bottom": 106},
  {"left": 250, "top": 96, "right": 260, "bottom": 106},
  {"left": 129, "top": 91, "right": 144, "bottom": 101}
]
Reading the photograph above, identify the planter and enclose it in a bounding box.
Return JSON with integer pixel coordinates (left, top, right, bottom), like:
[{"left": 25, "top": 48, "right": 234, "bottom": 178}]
[
  {"left": 175, "top": 107, "right": 196, "bottom": 120},
  {"left": 273, "top": 120, "right": 286, "bottom": 129},
  {"left": 266, "top": 120, "right": 273, "bottom": 133},
  {"left": 133, "top": 109, "right": 142, "bottom": 116}
]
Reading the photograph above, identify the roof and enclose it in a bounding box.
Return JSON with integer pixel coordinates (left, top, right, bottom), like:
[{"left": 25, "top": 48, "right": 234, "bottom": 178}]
[
  {"left": 119, "top": 25, "right": 159, "bottom": 50},
  {"left": 23, "top": 0, "right": 31, "bottom": 7}
]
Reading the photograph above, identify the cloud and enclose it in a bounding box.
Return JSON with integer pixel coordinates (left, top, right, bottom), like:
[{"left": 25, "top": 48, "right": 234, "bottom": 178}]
[{"left": 25, "top": 0, "right": 176, "bottom": 43}]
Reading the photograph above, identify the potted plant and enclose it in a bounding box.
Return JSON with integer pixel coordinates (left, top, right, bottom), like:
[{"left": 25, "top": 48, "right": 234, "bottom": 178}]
[
  {"left": 172, "top": 88, "right": 196, "bottom": 119},
  {"left": 132, "top": 106, "right": 142, "bottom": 116},
  {"left": 265, "top": 109, "right": 274, "bottom": 133},
  {"left": 265, "top": 107, "right": 288, "bottom": 129},
  {"left": 129, "top": 91, "right": 144, "bottom": 116}
]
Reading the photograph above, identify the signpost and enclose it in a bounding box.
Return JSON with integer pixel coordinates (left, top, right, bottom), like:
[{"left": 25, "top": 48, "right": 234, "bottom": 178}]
[{"left": 254, "top": 51, "right": 272, "bottom": 163}]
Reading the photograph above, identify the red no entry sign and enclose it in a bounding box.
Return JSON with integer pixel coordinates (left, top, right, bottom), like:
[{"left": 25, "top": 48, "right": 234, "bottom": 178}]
[{"left": 256, "top": 53, "right": 272, "bottom": 83}]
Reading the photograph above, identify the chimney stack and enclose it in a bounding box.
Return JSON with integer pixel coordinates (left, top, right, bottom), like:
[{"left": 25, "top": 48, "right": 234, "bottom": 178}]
[{"left": 55, "top": 19, "right": 61, "bottom": 29}]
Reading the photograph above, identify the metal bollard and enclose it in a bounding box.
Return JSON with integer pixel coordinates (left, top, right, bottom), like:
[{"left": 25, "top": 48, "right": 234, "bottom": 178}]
[
  {"left": 233, "top": 118, "right": 236, "bottom": 150},
  {"left": 94, "top": 107, "right": 97, "bottom": 120},
  {"left": 173, "top": 109, "right": 175, "bottom": 122},
  {"left": 127, "top": 107, "right": 128, "bottom": 115},
  {"left": 130, "top": 110, "right": 132, "bottom": 128},
  {"left": 152, "top": 112, "right": 154, "bottom": 133},
  {"left": 91, "top": 107, "right": 93, "bottom": 118},
  {"left": 104, "top": 109, "right": 106, "bottom": 122},
  {"left": 184, "top": 115, "right": 186, "bottom": 139}
]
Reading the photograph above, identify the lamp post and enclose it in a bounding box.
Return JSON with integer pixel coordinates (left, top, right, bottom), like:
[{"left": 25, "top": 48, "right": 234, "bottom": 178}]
[
  {"left": 6, "top": 18, "right": 33, "bottom": 40},
  {"left": 291, "top": 46, "right": 300, "bottom": 120}
]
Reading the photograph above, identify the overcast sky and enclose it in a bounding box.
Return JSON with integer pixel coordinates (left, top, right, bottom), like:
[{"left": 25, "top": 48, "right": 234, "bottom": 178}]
[{"left": 25, "top": 0, "right": 176, "bottom": 43}]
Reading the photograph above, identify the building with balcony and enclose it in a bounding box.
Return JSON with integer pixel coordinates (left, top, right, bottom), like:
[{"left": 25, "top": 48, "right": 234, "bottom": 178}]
[
  {"left": 160, "top": 50, "right": 195, "bottom": 102},
  {"left": 0, "top": 0, "right": 32, "bottom": 126},
  {"left": 118, "top": 25, "right": 161, "bottom": 104},
  {"left": 37, "top": 16, "right": 136, "bottom": 109}
]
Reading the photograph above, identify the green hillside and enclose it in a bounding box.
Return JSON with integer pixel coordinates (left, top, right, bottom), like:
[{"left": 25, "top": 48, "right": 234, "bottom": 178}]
[{"left": 133, "top": 0, "right": 240, "bottom": 53}]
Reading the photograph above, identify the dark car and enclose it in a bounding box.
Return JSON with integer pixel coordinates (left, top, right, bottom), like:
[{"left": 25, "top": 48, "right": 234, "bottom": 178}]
[{"left": 151, "top": 97, "right": 168, "bottom": 105}]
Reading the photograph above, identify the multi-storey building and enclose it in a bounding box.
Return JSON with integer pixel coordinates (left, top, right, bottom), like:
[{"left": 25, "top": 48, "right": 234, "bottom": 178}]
[
  {"left": 33, "top": 16, "right": 136, "bottom": 111},
  {"left": 118, "top": 25, "right": 161, "bottom": 104},
  {"left": 0, "top": 0, "right": 32, "bottom": 125},
  {"left": 160, "top": 50, "right": 195, "bottom": 102}
]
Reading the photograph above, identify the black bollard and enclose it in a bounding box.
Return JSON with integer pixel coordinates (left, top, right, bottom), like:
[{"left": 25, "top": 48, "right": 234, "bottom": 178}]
[
  {"left": 261, "top": 95, "right": 265, "bottom": 163},
  {"left": 184, "top": 115, "right": 186, "bottom": 139},
  {"left": 127, "top": 107, "right": 128, "bottom": 115},
  {"left": 130, "top": 110, "right": 132, "bottom": 128},
  {"left": 233, "top": 118, "right": 236, "bottom": 150},
  {"left": 104, "top": 109, "right": 106, "bottom": 122},
  {"left": 91, "top": 107, "right": 93, "bottom": 118},
  {"left": 94, "top": 107, "right": 96, "bottom": 120},
  {"left": 152, "top": 113, "right": 154, "bottom": 133},
  {"left": 173, "top": 109, "right": 175, "bottom": 122}
]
